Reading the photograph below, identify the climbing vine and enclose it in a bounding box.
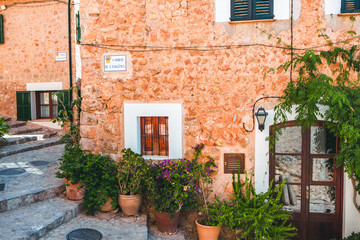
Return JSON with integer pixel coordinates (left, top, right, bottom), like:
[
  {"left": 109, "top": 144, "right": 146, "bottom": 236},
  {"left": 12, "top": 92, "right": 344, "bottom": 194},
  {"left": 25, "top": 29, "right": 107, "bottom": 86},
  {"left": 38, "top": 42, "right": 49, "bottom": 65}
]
[{"left": 267, "top": 18, "right": 360, "bottom": 212}]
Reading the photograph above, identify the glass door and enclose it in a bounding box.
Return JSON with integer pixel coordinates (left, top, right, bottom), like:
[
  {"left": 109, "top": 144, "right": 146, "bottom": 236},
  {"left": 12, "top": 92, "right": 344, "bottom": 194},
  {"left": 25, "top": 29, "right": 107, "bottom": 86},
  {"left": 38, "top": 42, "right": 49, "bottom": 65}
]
[{"left": 270, "top": 121, "right": 343, "bottom": 240}]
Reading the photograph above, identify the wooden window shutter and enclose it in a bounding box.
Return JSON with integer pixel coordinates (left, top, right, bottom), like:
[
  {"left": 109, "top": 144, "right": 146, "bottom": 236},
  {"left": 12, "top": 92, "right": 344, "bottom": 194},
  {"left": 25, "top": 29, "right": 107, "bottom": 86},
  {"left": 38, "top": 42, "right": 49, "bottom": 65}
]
[
  {"left": 231, "top": 0, "right": 251, "bottom": 21},
  {"left": 140, "top": 117, "right": 169, "bottom": 156},
  {"left": 341, "top": 0, "right": 360, "bottom": 13},
  {"left": 253, "top": 0, "right": 273, "bottom": 20},
  {"left": 16, "top": 91, "right": 31, "bottom": 121},
  {"left": 0, "top": 15, "right": 4, "bottom": 44}
]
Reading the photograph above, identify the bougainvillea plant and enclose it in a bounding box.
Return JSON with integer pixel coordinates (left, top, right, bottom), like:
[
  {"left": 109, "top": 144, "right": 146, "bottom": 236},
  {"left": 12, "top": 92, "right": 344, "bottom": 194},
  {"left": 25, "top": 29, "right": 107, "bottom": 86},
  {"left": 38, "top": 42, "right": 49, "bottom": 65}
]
[{"left": 149, "top": 143, "right": 217, "bottom": 216}]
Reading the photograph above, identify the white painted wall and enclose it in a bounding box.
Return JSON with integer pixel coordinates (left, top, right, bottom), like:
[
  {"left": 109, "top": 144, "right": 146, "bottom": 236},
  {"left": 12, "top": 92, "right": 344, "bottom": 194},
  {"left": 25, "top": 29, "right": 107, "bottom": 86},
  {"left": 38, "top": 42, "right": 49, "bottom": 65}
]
[
  {"left": 215, "top": 0, "right": 299, "bottom": 22},
  {"left": 26, "top": 82, "right": 63, "bottom": 91},
  {"left": 124, "top": 103, "right": 183, "bottom": 160},
  {"left": 325, "top": 0, "right": 341, "bottom": 15},
  {"left": 30, "top": 92, "right": 36, "bottom": 120},
  {"left": 254, "top": 105, "right": 360, "bottom": 238}
]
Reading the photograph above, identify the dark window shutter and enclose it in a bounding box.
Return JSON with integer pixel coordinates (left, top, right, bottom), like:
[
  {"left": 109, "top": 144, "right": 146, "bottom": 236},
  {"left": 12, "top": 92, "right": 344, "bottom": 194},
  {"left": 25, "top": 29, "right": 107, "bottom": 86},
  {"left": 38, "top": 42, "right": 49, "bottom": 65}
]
[
  {"left": 57, "top": 90, "right": 72, "bottom": 120},
  {"left": 16, "top": 91, "right": 31, "bottom": 121},
  {"left": 341, "top": 0, "right": 360, "bottom": 13},
  {"left": 0, "top": 15, "right": 4, "bottom": 44},
  {"left": 231, "top": 0, "right": 251, "bottom": 21},
  {"left": 76, "top": 12, "right": 81, "bottom": 44},
  {"left": 253, "top": 0, "right": 274, "bottom": 20}
]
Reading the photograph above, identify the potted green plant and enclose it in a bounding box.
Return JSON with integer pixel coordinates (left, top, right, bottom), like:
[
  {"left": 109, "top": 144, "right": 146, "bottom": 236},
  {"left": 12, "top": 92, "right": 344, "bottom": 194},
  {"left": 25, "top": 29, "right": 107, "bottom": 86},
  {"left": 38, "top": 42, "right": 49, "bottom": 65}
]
[
  {"left": 81, "top": 152, "right": 119, "bottom": 215},
  {"left": 56, "top": 145, "right": 87, "bottom": 200},
  {"left": 223, "top": 169, "right": 297, "bottom": 240},
  {"left": 191, "top": 144, "right": 222, "bottom": 240},
  {"left": 0, "top": 117, "right": 10, "bottom": 145},
  {"left": 117, "top": 148, "right": 151, "bottom": 216},
  {"left": 149, "top": 143, "right": 217, "bottom": 234}
]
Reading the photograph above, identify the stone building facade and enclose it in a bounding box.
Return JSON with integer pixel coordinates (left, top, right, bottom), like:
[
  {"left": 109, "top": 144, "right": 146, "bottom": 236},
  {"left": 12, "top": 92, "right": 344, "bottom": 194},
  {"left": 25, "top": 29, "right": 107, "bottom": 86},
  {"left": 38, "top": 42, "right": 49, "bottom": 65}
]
[
  {"left": 72, "top": 0, "right": 360, "bottom": 238},
  {"left": 0, "top": 0, "right": 76, "bottom": 120}
]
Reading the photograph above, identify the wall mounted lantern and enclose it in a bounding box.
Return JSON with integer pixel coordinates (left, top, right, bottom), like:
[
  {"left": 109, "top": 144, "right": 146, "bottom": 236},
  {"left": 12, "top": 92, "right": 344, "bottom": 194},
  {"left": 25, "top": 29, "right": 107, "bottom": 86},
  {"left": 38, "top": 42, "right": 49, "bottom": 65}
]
[
  {"left": 243, "top": 96, "right": 280, "bottom": 133},
  {"left": 255, "top": 107, "right": 268, "bottom": 132}
]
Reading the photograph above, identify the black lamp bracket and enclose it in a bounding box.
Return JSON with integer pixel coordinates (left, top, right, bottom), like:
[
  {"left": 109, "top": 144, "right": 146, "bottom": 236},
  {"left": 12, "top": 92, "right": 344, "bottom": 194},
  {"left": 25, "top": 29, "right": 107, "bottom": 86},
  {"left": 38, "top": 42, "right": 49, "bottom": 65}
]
[{"left": 242, "top": 96, "right": 281, "bottom": 133}]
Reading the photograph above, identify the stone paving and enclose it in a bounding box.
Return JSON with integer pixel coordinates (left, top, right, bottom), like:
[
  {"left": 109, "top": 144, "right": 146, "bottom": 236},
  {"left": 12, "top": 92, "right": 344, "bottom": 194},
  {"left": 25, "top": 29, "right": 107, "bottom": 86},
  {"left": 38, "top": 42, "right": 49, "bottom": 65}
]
[
  {"left": 0, "top": 144, "right": 65, "bottom": 211},
  {"left": 40, "top": 213, "right": 149, "bottom": 240}
]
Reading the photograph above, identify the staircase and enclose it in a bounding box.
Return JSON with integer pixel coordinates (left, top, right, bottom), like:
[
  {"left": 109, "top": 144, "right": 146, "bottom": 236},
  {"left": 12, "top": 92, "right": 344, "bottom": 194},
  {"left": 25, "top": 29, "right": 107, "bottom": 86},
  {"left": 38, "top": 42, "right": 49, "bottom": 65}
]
[{"left": 0, "top": 117, "right": 183, "bottom": 240}]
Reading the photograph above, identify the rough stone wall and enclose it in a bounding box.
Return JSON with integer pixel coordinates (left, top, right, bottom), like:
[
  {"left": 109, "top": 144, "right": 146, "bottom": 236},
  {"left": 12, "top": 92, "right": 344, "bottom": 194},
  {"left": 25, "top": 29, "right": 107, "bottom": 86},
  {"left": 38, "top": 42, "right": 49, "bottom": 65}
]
[
  {"left": 0, "top": 2, "right": 71, "bottom": 117},
  {"left": 79, "top": 0, "right": 360, "bottom": 195}
]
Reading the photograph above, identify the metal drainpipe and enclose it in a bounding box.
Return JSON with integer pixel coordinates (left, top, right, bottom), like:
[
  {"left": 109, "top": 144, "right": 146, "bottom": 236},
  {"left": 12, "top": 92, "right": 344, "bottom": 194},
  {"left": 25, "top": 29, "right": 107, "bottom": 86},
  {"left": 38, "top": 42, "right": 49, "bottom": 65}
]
[{"left": 68, "top": 0, "right": 73, "bottom": 108}]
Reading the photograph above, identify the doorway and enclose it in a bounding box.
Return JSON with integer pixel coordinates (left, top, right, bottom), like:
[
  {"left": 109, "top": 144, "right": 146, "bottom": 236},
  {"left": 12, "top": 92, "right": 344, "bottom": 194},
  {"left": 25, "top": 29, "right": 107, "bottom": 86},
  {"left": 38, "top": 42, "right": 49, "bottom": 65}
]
[
  {"left": 269, "top": 121, "right": 343, "bottom": 240},
  {"left": 36, "top": 91, "right": 58, "bottom": 119}
]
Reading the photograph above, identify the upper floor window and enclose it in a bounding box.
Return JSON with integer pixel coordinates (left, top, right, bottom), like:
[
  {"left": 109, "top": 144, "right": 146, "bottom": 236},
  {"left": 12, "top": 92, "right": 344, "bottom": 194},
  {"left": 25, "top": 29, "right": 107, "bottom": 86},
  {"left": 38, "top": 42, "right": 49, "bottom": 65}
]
[
  {"left": 341, "top": 0, "right": 360, "bottom": 13},
  {"left": 231, "top": 0, "right": 274, "bottom": 21}
]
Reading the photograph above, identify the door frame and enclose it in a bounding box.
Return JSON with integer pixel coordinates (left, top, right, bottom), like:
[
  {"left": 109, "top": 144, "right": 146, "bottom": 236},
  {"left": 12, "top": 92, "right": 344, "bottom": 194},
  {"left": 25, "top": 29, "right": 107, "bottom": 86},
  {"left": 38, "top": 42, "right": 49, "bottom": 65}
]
[
  {"left": 269, "top": 121, "right": 343, "bottom": 239},
  {"left": 35, "top": 91, "right": 58, "bottom": 119}
]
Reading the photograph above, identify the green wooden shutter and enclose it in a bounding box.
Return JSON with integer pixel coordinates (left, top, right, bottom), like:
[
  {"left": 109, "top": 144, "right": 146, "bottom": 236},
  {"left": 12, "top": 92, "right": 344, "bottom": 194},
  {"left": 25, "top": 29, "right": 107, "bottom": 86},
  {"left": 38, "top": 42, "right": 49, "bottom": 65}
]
[
  {"left": 231, "top": 0, "right": 251, "bottom": 21},
  {"left": 76, "top": 12, "right": 81, "bottom": 44},
  {"left": 16, "top": 91, "right": 31, "bottom": 121},
  {"left": 0, "top": 15, "right": 4, "bottom": 44},
  {"left": 341, "top": 0, "right": 360, "bottom": 13},
  {"left": 253, "top": 0, "right": 273, "bottom": 20},
  {"left": 57, "top": 90, "right": 72, "bottom": 120}
]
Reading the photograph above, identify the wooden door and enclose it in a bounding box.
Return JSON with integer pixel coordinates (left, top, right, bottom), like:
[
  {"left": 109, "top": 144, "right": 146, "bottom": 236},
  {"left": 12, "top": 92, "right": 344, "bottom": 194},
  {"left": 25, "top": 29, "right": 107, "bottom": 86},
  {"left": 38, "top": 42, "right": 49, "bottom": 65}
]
[{"left": 270, "top": 121, "right": 343, "bottom": 240}]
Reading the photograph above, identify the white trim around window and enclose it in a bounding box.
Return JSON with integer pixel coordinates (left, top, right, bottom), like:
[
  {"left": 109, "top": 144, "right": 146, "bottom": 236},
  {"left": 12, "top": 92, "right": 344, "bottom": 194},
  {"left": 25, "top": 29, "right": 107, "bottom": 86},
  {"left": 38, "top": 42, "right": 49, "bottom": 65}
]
[
  {"left": 215, "top": 0, "right": 302, "bottom": 22},
  {"left": 124, "top": 103, "right": 183, "bottom": 160}
]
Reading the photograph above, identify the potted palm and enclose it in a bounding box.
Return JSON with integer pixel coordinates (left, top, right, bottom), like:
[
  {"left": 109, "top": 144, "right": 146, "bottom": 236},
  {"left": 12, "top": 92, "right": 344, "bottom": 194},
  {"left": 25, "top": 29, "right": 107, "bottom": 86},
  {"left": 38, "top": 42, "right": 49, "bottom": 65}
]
[{"left": 117, "top": 148, "right": 151, "bottom": 216}]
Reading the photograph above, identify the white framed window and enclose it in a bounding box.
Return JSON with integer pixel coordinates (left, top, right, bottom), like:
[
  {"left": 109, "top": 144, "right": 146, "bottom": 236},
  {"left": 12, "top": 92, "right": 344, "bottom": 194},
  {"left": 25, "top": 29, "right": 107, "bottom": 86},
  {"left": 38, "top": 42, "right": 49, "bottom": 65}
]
[
  {"left": 124, "top": 103, "right": 183, "bottom": 160},
  {"left": 215, "top": 0, "right": 301, "bottom": 22}
]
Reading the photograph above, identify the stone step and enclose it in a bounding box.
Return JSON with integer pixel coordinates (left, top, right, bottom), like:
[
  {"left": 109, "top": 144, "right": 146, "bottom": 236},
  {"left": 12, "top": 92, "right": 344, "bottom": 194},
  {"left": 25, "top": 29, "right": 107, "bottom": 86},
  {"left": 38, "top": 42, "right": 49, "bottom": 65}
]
[
  {"left": 0, "top": 144, "right": 66, "bottom": 212},
  {"left": 9, "top": 121, "right": 27, "bottom": 128},
  {"left": 0, "top": 197, "right": 82, "bottom": 240},
  {"left": 0, "top": 136, "right": 38, "bottom": 146},
  {"left": 0, "top": 184, "right": 65, "bottom": 213},
  {"left": 0, "top": 138, "right": 61, "bottom": 158},
  {"left": 40, "top": 213, "right": 148, "bottom": 240},
  {"left": 11, "top": 127, "right": 44, "bottom": 135}
]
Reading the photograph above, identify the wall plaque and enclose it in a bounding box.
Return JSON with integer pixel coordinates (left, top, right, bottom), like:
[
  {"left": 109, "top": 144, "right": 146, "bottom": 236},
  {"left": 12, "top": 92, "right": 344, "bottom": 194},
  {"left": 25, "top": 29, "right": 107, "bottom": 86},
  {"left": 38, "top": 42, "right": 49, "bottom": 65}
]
[
  {"left": 224, "top": 153, "right": 245, "bottom": 174},
  {"left": 104, "top": 55, "right": 126, "bottom": 72}
]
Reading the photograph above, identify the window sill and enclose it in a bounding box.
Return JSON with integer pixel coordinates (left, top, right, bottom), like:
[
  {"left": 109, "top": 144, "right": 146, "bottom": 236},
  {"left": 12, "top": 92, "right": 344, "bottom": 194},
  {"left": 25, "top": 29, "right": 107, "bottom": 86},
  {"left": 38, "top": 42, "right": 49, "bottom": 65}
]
[
  {"left": 338, "top": 13, "right": 360, "bottom": 17},
  {"left": 143, "top": 155, "right": 170, "bottom": 160},
  {"left": 229, "top": 19, "right": 276, "bottom": 24}
]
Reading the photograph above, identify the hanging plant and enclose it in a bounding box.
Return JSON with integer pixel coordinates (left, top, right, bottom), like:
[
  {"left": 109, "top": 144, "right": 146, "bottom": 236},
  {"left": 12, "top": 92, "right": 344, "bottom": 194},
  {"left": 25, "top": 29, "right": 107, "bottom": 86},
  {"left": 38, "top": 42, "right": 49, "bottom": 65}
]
[{"left": 267, "top": 18, "right": 360, "bottom": 212}]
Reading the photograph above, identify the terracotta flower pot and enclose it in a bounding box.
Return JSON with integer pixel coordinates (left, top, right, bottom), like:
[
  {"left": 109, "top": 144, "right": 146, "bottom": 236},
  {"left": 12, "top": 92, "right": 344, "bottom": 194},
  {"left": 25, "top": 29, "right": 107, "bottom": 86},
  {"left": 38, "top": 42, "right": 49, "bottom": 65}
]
[
  {"left": 118, "top": 194, "right": 142, "bottom": 215},
  {"left": 100, "top": 196, "right": 116, "bottom": 212},
  {"left": 65, "top": 179, "right": 85, "bottom": 201},
  {"left": 155, "top": 210, "right": 181, "bottom": 233},
  {"left": 196, "top": 218, "right": 221, "bottom": 240}
]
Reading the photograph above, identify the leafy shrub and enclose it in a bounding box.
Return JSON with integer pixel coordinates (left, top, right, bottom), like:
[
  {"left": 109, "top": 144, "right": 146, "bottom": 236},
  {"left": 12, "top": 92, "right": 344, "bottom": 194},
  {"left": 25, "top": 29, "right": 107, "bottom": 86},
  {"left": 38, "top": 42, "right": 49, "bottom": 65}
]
[
  {"left": 0, "top": 117, "right": 10, "bottom": 141},
  {"left": 82, "top": 153, "right": 118, "bottom": 215},
  {"left": 56, "top": 145, "right": 87, "bottom": 184},
  {"left": 117, "top": 148, "right": 151, "bottom": 195},
  {"left": 222, "top": 170, "right": 296, "bottom": 240}
]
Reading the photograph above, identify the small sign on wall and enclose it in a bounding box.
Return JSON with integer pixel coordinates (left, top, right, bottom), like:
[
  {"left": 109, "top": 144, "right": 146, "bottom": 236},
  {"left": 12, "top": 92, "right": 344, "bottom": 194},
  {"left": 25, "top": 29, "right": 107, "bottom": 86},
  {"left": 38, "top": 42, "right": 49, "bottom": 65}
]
[
  {"left": 104, "top": 55, "right": 127, "bottom": 72},
  {"left": 55, "top": 52, "right": 67, "bottom": 61}
]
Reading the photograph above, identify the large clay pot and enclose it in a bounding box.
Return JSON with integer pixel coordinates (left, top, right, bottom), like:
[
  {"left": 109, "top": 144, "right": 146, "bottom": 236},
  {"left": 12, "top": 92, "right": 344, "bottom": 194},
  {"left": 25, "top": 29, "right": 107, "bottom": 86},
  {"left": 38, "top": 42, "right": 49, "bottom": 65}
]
[
  {"left": 100, "top": 196, "right": 116, "bottom": 212},
  {"left": 65, "top": 179, "right": 85, "bottom": 201},
  {"left": 196, "top": 218, "right": 221, "bottom": 240},
  {"left": 118, "top": 194, "right": 142, "bottom": 215},
  {"left": 155, "top": 211, "right": 181, "bottom": 233}
]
